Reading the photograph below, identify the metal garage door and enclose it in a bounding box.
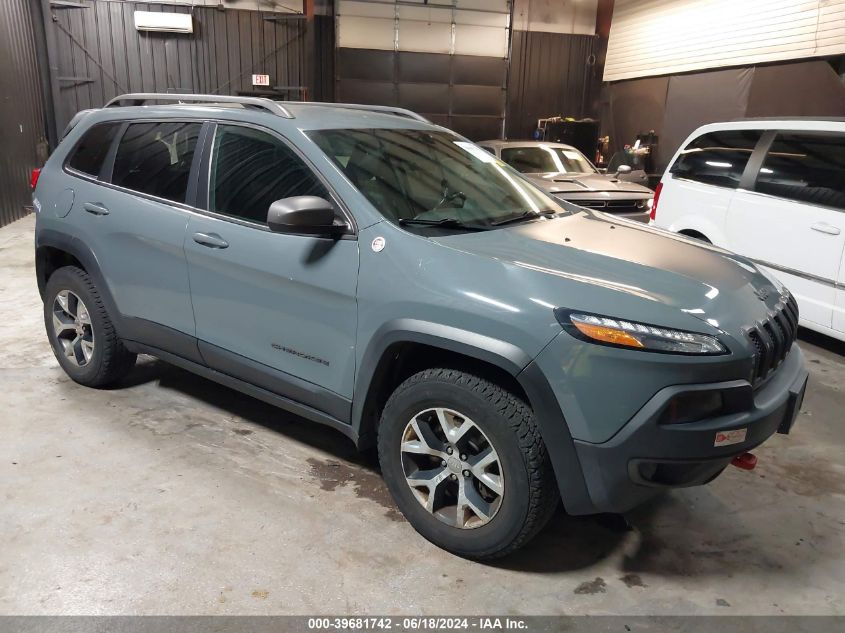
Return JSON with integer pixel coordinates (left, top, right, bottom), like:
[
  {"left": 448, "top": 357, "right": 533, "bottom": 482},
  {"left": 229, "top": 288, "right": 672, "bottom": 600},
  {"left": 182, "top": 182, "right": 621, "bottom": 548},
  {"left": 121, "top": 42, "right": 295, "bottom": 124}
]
[{"left": 335, "top": 0, "right": 510, "bottom": 140}]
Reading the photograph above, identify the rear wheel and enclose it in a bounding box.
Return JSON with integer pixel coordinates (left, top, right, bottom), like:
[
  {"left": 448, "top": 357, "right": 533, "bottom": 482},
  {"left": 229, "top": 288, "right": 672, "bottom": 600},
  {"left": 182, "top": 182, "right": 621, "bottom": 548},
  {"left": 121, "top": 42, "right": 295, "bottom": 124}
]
[
  {"left": 377, "top": 368, "right": 559, "bottom": 559},
  {"left": 44, "top": 266, "right": 136, "bottom": 387}
]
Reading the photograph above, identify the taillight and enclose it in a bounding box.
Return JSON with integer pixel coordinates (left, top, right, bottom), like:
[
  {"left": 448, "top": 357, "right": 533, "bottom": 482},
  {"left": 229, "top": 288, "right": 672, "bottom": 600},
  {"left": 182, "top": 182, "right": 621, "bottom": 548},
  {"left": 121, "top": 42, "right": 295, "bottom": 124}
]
[
  {"left": 649, "top": 181, "right": 663, "bottom": 222},
  {"left": 30, "top": 168, "right": 42, "bottom": 191}
]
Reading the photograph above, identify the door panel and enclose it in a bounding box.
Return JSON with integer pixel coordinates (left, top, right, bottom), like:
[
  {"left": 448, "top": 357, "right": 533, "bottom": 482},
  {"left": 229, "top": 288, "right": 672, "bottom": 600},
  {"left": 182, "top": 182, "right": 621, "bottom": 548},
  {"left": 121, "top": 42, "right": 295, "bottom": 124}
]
[
  {"left": 185, "top": 216, "right": 359, "bottom": 400},
  {"left": 80, "top": 189, "right": 196, "bottom": 335},
  {"left": 185, "top": 123, "right": 359, "bottom": 403},
  {"left": 74, "top": 121, "right": 200, "bottom": 340},
  {"left": 728, "top": 131, "right": 845, "bottom": 328},
  {"left": 727, "top": 191, "right": 841, "bottom": 327},
  {"left": 834, "top": 249, "right": 845, "bottom": 338}
]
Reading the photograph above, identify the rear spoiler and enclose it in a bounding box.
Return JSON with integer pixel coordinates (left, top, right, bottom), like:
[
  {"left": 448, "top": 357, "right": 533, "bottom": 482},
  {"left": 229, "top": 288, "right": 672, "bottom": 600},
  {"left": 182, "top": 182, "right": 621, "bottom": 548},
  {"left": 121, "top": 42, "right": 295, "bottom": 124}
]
[{"left": 60, "top": 109, "right": 97, "bottom": 141}]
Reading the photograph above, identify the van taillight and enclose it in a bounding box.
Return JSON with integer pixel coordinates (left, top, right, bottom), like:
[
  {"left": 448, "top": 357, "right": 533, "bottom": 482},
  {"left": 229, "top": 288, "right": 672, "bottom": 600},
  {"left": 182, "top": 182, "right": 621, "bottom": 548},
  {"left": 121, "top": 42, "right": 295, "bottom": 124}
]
[
  {"left": 30, "top": 168, "right": 42, "bottom": 190},
  {"left": 650, "top": 181, "right": 663, "bottom": 222}
]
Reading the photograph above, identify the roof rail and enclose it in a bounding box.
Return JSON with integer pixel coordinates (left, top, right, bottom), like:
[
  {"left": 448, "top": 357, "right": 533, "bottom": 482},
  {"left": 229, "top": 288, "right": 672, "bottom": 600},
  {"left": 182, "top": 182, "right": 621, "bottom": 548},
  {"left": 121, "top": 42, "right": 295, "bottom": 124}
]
[
  {"left": 103, "top": 93, "right": 294, "bottom": 118},
  {"left": 292, "top": 101, "right": 430, "bottom": 123}
]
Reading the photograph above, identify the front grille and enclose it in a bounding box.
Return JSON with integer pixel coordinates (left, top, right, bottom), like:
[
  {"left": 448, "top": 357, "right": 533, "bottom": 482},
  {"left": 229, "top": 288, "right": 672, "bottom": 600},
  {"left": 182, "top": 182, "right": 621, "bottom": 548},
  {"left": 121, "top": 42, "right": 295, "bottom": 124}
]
[
  {"left": 746, "top": 293, "right": 799, "bottom": 384},
  {"left": 564, "top": 198, "right": 647, "bottom": 213}
]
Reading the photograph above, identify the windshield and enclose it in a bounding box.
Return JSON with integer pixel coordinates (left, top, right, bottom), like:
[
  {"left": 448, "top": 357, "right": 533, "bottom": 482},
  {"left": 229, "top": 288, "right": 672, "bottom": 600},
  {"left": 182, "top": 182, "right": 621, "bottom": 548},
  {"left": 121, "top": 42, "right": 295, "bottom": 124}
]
[
  {"left": 308, "top": 129, "right": 564, "bottom": 227},
  {"left": 500, "top": 145, "right": 596, "bottom": 174}
]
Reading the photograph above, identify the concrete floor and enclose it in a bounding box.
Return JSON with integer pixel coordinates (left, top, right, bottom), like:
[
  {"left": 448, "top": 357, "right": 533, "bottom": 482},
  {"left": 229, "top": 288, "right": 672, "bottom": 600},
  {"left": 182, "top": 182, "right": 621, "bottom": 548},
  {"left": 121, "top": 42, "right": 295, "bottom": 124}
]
[{"left": 1, "top": 213, "right": 843, "bottom": 616}]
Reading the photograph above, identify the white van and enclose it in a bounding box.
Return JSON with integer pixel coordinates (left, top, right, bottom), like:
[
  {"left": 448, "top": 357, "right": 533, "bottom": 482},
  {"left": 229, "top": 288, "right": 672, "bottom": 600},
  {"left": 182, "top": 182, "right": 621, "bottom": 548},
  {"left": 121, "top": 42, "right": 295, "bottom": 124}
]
[{"left": 651, "top": 119, "right": 845, "bottom": 342}]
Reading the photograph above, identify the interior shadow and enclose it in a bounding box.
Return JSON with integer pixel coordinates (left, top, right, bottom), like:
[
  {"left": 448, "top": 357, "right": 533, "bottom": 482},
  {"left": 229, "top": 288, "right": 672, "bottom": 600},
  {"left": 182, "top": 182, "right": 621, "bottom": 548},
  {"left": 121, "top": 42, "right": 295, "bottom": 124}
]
[
  {"left": 797, "top": 327, "right": 845, "bottom": 356},
  {"left": 487, "top": 509, "right": 635, "bottom": 573},
  {"left": 125, "top": 356, "right": 372, "bottom": 468}
]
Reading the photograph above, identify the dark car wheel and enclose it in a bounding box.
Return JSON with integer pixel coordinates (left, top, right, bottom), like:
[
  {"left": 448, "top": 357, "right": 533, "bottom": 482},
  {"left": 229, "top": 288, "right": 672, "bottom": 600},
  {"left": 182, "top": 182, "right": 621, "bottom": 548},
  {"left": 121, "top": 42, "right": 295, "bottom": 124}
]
[
  {"left": 44, "top": 266, "right": 136, "bottom": 387},
  {"left": 378, "top": 368, "right": 559, "bottom": 559}
]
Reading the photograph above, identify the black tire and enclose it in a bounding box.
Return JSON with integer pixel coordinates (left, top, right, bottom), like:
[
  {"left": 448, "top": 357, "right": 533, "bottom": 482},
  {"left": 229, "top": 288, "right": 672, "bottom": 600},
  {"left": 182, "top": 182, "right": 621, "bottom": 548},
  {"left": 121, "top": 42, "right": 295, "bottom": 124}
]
[
  {"left": 43, "top": 266, "right": 136, "bottom": 387},
  {"left": 377, "top": 368, "right": 559, "bottom": 559},
  {"left": 680, "top": 230, "right": 711, "bottom": 244}
]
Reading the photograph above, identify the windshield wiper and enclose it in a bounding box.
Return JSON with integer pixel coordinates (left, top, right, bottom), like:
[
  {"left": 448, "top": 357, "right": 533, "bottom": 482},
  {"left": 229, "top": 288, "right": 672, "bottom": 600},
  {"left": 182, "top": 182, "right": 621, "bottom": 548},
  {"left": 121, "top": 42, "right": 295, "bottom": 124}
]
[
  {"left": 490, "top": 210, "right": 556, "bottom": 226},
  {"left": 398, "top": 217, "right": 487, "bottom": 231}
]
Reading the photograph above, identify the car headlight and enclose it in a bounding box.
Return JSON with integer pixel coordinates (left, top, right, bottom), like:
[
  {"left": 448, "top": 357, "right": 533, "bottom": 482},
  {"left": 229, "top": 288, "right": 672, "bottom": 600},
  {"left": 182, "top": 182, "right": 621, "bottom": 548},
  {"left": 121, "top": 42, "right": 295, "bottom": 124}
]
[
  {"left": 555, "top": 310, "right": 727, "bottom": 355},
  {"left": 646, "top": 198, "right": 654, "bottom": 209}
]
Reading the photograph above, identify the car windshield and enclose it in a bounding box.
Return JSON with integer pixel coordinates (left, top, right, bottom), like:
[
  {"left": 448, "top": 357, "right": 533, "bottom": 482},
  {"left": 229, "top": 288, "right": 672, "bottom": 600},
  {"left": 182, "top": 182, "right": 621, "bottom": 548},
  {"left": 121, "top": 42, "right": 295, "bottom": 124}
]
[
  {"left": 500, "top": 145, "right": 596, "bottom": 174},
  {"left": 308, "top": 129, "right": 564, "bottom": 228}
]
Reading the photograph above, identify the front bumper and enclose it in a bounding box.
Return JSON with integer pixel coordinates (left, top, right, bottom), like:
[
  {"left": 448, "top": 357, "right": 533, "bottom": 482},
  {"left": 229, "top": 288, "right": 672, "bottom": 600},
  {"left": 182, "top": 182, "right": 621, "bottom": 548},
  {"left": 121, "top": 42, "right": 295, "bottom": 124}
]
[{"left": 571, "top": 345, "right": 808, "bottom": 514}]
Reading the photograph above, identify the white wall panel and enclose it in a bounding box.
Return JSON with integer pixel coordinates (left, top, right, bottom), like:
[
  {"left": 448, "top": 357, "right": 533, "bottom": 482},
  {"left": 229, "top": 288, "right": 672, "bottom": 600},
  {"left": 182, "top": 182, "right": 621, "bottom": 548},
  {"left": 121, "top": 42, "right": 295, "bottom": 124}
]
[
  {"left": 336, "top": 0, "right": 510, "bottom": 57},
  {"left": 605, "top": 0, "right": 845, "bottom": 81},
  {"left": 512, "top": 0, "right": 597, "bottom": 35},
  {"left": 454, "top": 24, "right": 509, "bottom": 56},
  {"left": 337, "top": 16, "right": 396, "bottom": 50}
]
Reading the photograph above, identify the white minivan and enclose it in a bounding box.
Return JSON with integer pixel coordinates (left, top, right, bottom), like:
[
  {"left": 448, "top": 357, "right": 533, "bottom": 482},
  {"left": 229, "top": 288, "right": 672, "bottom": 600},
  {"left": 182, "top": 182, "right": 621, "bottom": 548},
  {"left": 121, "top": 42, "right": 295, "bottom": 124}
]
[{"left": 651, "top": 119, "right": 845, "bottom": 342}]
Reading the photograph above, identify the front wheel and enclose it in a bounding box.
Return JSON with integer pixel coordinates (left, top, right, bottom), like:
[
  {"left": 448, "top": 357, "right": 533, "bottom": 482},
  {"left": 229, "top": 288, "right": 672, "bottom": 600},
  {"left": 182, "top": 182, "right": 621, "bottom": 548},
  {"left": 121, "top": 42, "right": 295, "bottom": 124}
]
[{"left": 377, "top": 368, "right": 559, "bottom": 559}]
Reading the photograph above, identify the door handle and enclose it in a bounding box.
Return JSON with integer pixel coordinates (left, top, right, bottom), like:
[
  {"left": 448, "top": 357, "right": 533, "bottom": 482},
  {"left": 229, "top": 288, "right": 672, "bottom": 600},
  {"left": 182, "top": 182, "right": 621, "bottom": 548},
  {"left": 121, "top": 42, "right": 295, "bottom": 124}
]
[
  {"left": 83, "top": 202, "right": 109, "bottom": 216},
  {"left": 192, "top": 232, "right": 229, "bottom": 249},
  {"left": 811, "top": 222, "right": 841, "bottom": 236}
]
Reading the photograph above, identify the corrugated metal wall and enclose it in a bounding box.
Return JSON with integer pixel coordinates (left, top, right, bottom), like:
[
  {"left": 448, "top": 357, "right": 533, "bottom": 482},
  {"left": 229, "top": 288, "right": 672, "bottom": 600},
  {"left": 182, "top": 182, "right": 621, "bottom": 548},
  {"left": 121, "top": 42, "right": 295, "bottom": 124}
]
[
  {"left": 605, "top": 0, "right": 845, "bottom": 82},
  {"left": 0, "top": 0, "right": 48, "bottom": 227},
  {"left": 48, "top": 1, "right": 307, "bottom": 132}
]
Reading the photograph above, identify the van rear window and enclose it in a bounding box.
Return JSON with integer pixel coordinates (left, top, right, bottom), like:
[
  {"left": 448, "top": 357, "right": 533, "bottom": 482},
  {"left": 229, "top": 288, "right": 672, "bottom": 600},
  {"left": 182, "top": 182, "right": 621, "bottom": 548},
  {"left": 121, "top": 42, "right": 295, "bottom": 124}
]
[{"left": 670, "top": 130, "right": 762, "bottom": 189}]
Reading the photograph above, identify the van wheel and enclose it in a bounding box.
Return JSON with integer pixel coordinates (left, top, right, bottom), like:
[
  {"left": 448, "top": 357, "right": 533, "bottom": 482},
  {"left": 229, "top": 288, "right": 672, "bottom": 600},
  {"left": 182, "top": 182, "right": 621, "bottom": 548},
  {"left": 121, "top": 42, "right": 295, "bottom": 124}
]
[
  {"left": 679, "top": 230, "right": 711, "bottom": 244},
  {"left": 44, "top": 266, "right": 136, "bottom": 387},
  {"left": 377, "top": 368, "right": 559, "bottom": 559}
]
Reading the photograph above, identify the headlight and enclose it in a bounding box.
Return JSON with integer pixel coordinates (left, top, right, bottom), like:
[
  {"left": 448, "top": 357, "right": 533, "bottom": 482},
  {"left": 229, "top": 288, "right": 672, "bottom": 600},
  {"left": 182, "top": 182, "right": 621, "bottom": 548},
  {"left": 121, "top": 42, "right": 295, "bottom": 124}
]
[
  {"left": 556, "top": 310, "right": 727, "bottom": 355},
  {"left": 646, "top": 198, "right": 654, "bottom": 209}
]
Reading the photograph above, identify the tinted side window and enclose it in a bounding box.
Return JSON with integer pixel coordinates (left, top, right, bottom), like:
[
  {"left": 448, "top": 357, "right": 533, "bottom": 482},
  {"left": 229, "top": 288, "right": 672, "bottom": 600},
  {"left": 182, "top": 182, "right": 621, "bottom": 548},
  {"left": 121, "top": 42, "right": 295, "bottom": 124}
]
[
  {"left": 755, "top": 132, "right": 845, "bottom": 211},
  {"left": 67, "top": 122, "right": 121, "bottom": 177},
  {"left": 112, "top": 121, "right": 201, "bottom": 203},
  {"left": 209, "top": 125, "right": 328, "bottom": 224},
  {"left": 670, "top": 130, "right": 762, "bottom": 189}
]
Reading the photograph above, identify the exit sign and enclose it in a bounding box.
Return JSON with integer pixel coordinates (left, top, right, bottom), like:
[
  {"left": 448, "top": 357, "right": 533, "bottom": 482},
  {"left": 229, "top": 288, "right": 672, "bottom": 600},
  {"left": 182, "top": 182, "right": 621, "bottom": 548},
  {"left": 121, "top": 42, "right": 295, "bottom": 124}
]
[{"left": 252, "top": 74, "right": 270, "bottom": 86}]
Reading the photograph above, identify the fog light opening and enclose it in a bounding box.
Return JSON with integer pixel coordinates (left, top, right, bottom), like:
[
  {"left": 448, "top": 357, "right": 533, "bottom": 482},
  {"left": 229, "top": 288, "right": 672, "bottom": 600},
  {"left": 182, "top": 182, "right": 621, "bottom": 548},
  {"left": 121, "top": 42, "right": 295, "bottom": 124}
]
[{"left": 659, "top": 390, "right": 724, "bottom": 425}]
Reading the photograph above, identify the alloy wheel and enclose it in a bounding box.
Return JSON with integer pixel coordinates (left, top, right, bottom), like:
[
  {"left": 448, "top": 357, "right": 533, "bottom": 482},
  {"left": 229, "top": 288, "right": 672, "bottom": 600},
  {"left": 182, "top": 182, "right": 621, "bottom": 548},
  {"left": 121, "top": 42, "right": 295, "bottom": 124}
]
[
  {"left": 51, "top": 289, "right": 95, "bottom": 367},
  {"left": 400, "top": 407, "right": 504, "bottom": 529}
]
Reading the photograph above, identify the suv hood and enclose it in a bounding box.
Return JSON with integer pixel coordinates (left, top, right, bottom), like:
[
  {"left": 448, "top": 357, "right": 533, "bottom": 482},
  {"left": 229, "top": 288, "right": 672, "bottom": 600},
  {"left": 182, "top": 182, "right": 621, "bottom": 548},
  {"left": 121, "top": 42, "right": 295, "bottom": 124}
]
[
  {"left": 525, "top": 172, "right": 653, "bottom": 197},
  {"left": 434, "top": 210, "right": 784, "bottom": 335}
]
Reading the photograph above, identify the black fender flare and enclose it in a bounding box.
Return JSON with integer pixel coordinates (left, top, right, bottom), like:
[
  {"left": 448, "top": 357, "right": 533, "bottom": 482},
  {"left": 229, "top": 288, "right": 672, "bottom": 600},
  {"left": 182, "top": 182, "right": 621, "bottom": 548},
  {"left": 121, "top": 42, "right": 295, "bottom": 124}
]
[
  {"left": 35, "top": 228, "right": 126, "bottom": 337},
  {"left": 352, "top": 319, "right": 595, "bottom": 515}
]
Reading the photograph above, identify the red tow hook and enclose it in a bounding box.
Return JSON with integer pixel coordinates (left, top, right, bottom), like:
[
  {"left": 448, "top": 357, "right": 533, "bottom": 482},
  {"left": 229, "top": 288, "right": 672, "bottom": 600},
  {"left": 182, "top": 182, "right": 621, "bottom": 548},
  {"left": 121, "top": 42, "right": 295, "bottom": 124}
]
[{"left": 731, "top": 452, "right": 757, "bottom": 471}]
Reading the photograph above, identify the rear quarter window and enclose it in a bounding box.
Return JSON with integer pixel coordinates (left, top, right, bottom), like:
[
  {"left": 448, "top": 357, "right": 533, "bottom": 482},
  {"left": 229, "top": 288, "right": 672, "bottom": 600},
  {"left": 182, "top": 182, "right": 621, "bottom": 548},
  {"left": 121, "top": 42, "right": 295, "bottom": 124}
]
[
  {"left": 66, "top": 122, "right": 122, "bottom": 177},
  {"left": 670, "top": 130, "right": 762, "bottom": 189}
]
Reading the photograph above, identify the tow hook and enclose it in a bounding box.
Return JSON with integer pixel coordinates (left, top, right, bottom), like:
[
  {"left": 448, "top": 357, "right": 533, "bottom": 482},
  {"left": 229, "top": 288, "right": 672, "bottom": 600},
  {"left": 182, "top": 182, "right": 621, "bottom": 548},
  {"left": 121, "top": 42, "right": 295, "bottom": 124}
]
[{"left": 731, "top": 452, "right": 757, "bottom": 471}]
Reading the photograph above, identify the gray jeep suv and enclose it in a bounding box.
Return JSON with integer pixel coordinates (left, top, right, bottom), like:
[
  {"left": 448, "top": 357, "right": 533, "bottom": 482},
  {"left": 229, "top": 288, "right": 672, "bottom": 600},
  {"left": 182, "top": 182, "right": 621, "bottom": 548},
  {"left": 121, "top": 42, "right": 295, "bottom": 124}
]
[{"left": 33, "top": 94, "right": 808, "bottom": 559}]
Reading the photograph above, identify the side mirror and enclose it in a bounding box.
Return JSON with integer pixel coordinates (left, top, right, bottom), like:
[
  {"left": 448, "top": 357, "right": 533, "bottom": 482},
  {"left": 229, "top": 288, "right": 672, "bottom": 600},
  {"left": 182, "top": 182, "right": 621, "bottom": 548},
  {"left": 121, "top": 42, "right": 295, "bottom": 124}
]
[
  {"left": 267, "top": 196, "right": 345, "bottom": 237},
  {"left": 616, "top": 165, "right": 632, "bottom": 175}
]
